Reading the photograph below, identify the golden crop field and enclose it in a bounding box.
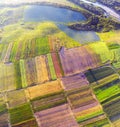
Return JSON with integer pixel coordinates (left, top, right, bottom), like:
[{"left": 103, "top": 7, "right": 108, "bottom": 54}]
[
  {"left": 26, "top": 79, "right": 63, "bottom": 100},
  {"left": 35, "top": 55, "right": 49, "bottom": 84}
]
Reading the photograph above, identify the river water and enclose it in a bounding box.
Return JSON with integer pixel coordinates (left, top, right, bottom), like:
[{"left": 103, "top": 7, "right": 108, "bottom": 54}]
[
  {"left": 80, "top": 0, "right": 120, "bottom": 22},
  {"left": 24, "top": 5, "right": 100, "bottom": 44}
]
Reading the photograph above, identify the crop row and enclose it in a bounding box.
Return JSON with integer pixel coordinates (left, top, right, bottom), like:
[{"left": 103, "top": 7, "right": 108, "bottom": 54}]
[
  {"left": 7, "top": 37, "right": 50, "bottom": 62},
  {"left": 61, "top": 73, "right": 89, "bottom": 91},
  {"left": 9, "top": 103, "right": 34, "bottom": 125},
  {"left": 35, "top": 104, "right": 78, "bottom": 127},
  {"left": 25, "top": 79, "right": 63, "bottom": 100},
  {"left": 0, "top": 63, "right": 16, "bottom": 92},
  {"left": 59, "top": 46, "right": 100, "bottom": 76},
  {"left": 89, "top": 67, "right": 120, "bottom": 124},
  {"left": 85, "top": 66, "right": 116, "bottom": 83},
  {"left": 31, "top": 93, "right": 66, "bottom": 112}
]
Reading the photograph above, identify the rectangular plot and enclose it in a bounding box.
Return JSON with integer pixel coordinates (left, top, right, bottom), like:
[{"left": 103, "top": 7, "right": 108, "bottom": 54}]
[
  {"left": 51, "top": 52, "right": 62, "bottom": 78},
  {"left": 26, "top": 80, "right": 63, "bottom": 100},
  {"left": 76, "top": 110, "right": 104, "bottom": 123},
  {"left": 10, "top": 41, "right": 20, "bottom": 62},
  {"left": 103, "top": 99, "right": 120, "bottom": 118},
  {"left": 14, "top": 62, "right": 22, "bottom": 89},
  {"left": 95, "top": 83, "right": 120, "bottom": 103},
  {"left": 32, "top": 93, "right": 66, "bottom": 112},
  {"left": 61, "top": 73, "right": 89, "bottom": 91},
  {"left": 79, "top": 114, "right": 107, "bottom": 127},
  {"left": 29, "top": 39, "right": 36, "bottom": 58},
  {"left": 0, "top": 63, "right": 16, "bottom": 92},
  {"left": 89, "top": 42, "right": 112, "bottom": 63},
  {"left": 85, "top": 66, "right": 116, "bottom": 83},
  {"left": 19, "top": 59, "right": 27, "bottom": 88},
  {"left": 59, "top": 46, "right": 100, "bottom": 76},
  {"left": 6, "top": 89, "right": 28, "bottom": 108},
  {"left": 22, "top": 40, "right": 32, "bottom": 59},
  {"left": 47, "top": 53, "right": 57, "bottom": 80},
  {"left": 9, "top": 103, "right": 34, "bottom": 125},
  {"left": 35, "top": 37, "right": 50, "bottom": 56},
  {"left": 35, "top": 55, "right": 49, "bottom": 84},
  {"left": 1, "top": 44, "right": 8, "bottom": 62},
  {"left": 35, "top": 104, "right": 79, "bottom": 127},
  {"left": 91, "top": 74, "right": 119, "bottom": 89},
  {"left": 68, "top": 89, "right": 97, "bottom": 109},
  {"left": 25, "top": 58, "right": 37, "bottom": 86},
  {"left": 3, "top": 42, "right": 13, "bottom": 63}
]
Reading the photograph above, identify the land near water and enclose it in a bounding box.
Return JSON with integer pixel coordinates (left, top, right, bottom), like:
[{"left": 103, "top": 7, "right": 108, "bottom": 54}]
[{"left": 0, "top": 0, "right": 120, "bottom": 127}]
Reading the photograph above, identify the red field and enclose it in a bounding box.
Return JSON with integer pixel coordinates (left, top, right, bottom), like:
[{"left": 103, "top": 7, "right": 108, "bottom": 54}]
[
  {"left": 51, "top": 52, "right": 62, "bottom": 78},
  {"left": 59, "top": 46, "right": 100, "bottom": 76}
]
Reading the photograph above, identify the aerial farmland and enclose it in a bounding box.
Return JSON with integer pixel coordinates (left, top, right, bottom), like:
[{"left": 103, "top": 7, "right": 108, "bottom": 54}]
[{"left": 0, "top": 0, "right": 120, "bottom": 127}]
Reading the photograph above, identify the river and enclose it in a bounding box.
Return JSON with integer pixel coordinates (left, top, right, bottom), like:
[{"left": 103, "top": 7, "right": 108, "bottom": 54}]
[
  {"left": 80, "top": 0, "right": 120, "bottom": 22},
  {"left": 24, "top": 5, "right": 100, "bottom": 44}
]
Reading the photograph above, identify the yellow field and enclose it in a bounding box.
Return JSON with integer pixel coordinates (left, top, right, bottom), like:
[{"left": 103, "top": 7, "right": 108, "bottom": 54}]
[
  {"left": 98, "top": 30, "right": 120, "bottom": 44},
  {"left": 113, "top": 119, "right": 120, "bottom": 127},
  {"left": 35, "top": 55, "right": 49, "bottom": 84},
  {"left": 26, "top": 80, "right": 63, "bottom": 100},
  {"left": 75, "top": 105, "right": 103, "bottom": 118},
  {"left": 0, "top": 63, "right": 16, "bottom": 92},
  {"left": 6, "top": 89, "right": 27, "bottom": 108}
]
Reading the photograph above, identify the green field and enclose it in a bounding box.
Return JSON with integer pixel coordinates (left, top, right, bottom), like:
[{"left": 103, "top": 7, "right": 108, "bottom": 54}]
[
  {"left": 35, "top": 37, "right": 50, "bottom": 56},
  {"left": 9, "top": 103, "right": 34, "bottom": 125},
  {"left": 19, "top": 59, "right": 27, "bottom": 88},
  {"left": 47, "top": 53, "right": 57, "bottom": 80}
]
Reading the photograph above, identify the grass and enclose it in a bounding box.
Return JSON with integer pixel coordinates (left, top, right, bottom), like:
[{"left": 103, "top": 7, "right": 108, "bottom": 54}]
[
  {"left": 89, "top": 42, "right": 113, "bottom": 63},
  {"left": 35, "top": 37, "right": 50, "bottom": 56},
  {"left": 19, "top": 59, "right": 27, "bottom": 88},
  {"left": 1, "top": 21, "right": 80, "bottom": 45},
  {"left": 47, "top": 53, "right": 57, "bottom": 80},
  {"left": 1, "top": 21, "right": 81, "bottom": 62},
  {"left": 98, "top": 30, "right": 120, "bottom": 44},
  {"left": 9, "top": 103, "right": 34, "bottom": 125}
]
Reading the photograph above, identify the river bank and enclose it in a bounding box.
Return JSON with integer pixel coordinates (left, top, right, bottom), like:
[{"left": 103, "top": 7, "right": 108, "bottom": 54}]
[{"left": 68, "top": 16, "right": 120, "bottom": 32}]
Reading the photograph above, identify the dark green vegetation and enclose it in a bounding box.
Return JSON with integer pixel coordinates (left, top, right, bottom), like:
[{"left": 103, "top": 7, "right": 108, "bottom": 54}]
[
  {"left": 87, "top": 66, "right": 120, "bottom": 124},
  {"left": 68, "top": 16, "right": 120, "bottom": 32},
  {"left": 9, "top": 103, "right": 34, "bottom": 125},
  {"left": 31, "top": 93, "right": 67, "bottom": 112},
  {"left": 85, "top": 66, "right": 115, "bottom": 83}
]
